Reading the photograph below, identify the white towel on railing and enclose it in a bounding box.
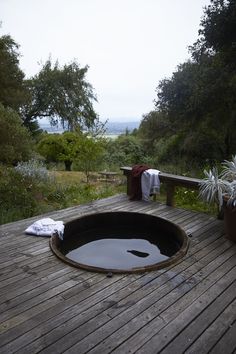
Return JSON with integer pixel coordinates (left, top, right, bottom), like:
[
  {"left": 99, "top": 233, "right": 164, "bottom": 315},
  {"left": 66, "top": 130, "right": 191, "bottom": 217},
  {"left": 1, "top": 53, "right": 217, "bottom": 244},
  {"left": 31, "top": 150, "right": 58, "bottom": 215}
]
[
  {"left": 25, "top": 218, "right": 64, "bottom": 239},
  {"left": 141, "top": 169, "right": 160, "bottom": 201}
]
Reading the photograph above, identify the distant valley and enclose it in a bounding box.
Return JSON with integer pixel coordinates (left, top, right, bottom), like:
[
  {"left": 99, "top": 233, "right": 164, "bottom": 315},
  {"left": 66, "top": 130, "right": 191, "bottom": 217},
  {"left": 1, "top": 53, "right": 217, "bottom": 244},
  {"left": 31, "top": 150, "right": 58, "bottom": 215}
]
[{"left": 39, "top": 120, "right": 140, "bottom": 136}]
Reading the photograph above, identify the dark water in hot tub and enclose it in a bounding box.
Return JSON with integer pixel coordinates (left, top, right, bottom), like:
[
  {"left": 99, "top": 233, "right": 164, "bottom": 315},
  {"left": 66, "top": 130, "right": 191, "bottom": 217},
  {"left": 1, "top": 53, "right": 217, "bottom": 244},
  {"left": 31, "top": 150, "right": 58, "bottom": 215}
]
[{"left": 61, "top": 227, "right": 181, "bottom": 270}]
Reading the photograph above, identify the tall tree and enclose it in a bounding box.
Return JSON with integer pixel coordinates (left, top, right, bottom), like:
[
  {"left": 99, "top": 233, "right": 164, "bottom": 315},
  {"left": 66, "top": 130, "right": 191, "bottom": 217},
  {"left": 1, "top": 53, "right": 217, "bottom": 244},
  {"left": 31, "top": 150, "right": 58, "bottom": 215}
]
[
  {"left": 138, "top": 111, "right": 172, "bottom": 153},
  {"left": 190, "top": 0, "right": 236, "bottom": 157},
  {"left": 0, "top": 34, "right": 26, "bottom": 110},
  {"left": 154, "top": 0, "right": 236, "bottom": 162},
  {"left": 190, "top": 0, "right": 236, "bottom": 63},
  {"left": 22, "top": 59, "right": 98, "bottom": 132}
]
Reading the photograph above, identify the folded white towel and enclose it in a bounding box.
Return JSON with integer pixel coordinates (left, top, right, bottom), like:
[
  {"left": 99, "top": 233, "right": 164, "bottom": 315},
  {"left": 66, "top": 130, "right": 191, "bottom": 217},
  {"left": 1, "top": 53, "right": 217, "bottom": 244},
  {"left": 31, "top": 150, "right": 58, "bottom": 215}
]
[
  {"left": 25, "top": 218, "right": 64, "bottom": 239},
  {"left": 141, "top": 169, "right": 160, "bottom": 201}
]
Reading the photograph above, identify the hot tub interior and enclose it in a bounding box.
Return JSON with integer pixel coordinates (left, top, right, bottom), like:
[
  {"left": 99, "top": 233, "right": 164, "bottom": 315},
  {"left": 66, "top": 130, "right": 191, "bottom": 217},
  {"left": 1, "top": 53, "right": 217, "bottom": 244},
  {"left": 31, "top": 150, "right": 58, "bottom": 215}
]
[{"left": 50, "top": 211, "right": 189, "bottom": 273}]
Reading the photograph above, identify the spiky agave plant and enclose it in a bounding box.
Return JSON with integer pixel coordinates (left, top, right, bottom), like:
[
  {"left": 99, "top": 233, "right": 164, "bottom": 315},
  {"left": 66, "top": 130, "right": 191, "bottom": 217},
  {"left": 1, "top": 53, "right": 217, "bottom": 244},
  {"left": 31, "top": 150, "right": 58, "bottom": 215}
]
[
  {"left": 225, "top": 181, "right": 236, "bottom": 208},
  {"left": 199, "top": 167, "right": 227, "bottom": 210},
  {"left": 221, "top": 155, "right": 236, "bottom": 208},
  {"left": 199, "top": 155, "right": 236, "bottom": 210}
]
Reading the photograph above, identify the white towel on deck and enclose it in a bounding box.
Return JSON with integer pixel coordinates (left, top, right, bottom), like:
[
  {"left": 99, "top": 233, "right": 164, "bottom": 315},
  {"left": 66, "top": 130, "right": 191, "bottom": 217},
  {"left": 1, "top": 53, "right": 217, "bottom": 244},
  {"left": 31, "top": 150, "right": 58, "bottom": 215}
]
[
  {"left": 25, "top": 218, "right": 64, "bottom": 239},
  {"left": 141, "top": 169, "right": 160, "bottom": 201}
]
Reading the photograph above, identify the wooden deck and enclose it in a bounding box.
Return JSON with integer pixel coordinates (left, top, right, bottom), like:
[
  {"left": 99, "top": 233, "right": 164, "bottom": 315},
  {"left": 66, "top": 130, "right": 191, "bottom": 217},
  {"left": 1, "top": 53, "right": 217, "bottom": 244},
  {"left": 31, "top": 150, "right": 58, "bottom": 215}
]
[{"left": 0, "top": 194, "right": 235, "bottom": 354}]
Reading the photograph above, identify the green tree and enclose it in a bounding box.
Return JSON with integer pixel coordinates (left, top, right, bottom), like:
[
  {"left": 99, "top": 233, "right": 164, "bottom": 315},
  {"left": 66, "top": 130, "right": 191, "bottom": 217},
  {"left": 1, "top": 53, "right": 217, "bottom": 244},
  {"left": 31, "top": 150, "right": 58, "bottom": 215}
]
[
  {"left": 153, "top": 0, "right": 236, "bottom": 163},
  {"left": 22, "top": 59, "right": 98, "bottom": 132},
  {"left": 37, "top": 131, "right": 105, "bottom": 175},
  {"left": 76, "top": 135, "right": 105, "bottom": 183},
  {"left": 37, "top": 132, "right": 80, "bottom": 171},
  {"left": 190, "top": 0, "right": 236, "bottom": 63},
  {"left": 190, "top": 0, "right": 236, "bottom": 158},
  {"left": 104, "top": 135, "right": 145, "bottom": 168},
  {"left": 138, "top": 111, "right": 172, "bottom": 154},
  {"left": 0, "top": 34, "right": 27, "bottom": 110},
  {"left": 58, "top": 132, "right": 82, "bottom": 171},
  {"left": 0, "top": 103, "right": 33, "bottom": 164}
]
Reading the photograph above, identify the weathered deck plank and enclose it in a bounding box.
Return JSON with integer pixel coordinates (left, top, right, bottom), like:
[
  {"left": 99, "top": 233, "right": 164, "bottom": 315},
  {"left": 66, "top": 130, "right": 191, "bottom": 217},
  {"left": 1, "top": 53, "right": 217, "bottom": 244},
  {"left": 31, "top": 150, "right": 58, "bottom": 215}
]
[
  {"left": 61, "top": 244, "right": 236, "bottom": 354},
  {"left": 0, "top": 194, "right": 235, "bottom": 354}
]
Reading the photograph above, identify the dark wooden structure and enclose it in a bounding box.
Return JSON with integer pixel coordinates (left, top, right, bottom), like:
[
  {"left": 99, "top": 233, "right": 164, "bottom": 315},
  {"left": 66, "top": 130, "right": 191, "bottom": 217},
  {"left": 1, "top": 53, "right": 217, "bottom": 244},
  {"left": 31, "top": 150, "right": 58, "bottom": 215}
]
[{"left": 0, "top": 194, "right": 236, "bottom": 353}]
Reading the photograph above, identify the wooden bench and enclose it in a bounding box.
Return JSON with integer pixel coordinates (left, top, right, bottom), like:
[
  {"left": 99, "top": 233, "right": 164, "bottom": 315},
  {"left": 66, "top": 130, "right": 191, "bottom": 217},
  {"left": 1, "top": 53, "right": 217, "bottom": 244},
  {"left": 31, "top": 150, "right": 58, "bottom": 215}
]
[{"left": 120, "top": 166, "right": 202, "bottom": 207}]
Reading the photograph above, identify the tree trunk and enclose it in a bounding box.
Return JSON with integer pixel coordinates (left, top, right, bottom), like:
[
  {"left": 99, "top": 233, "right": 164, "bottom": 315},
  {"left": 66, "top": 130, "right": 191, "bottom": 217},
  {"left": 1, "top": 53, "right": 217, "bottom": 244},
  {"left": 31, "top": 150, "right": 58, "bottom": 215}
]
[{"left": 64, "top": 160, "right": 72, "bottom": 171}]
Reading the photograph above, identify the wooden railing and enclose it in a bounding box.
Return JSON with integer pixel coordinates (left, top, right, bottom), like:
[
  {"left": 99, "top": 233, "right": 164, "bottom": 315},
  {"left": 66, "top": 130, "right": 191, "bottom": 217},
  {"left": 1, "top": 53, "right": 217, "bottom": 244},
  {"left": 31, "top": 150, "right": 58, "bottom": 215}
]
[{"left": 120, "top": 166, "right": 202, "bottom": 207}]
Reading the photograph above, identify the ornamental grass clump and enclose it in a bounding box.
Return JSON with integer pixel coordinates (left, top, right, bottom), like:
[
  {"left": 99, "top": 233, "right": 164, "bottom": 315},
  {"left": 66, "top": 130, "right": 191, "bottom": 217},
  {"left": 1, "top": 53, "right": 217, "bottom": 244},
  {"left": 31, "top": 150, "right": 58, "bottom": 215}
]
[{"left": 199, "top": 155, "right": 236, "bottom": 210}]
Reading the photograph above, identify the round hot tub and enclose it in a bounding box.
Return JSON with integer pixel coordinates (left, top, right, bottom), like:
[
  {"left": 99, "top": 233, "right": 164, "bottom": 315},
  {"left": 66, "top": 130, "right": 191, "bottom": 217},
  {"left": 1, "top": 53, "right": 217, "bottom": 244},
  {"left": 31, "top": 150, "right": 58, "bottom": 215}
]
[{"left": 50, "top": 211, "right": 189, "bottom": 273}]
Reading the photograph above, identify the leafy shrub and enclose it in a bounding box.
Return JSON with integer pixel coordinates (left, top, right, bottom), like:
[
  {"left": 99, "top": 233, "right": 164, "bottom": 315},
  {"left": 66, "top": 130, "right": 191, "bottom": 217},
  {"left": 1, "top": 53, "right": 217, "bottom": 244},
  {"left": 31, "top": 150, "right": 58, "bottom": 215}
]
[
  {"left": 0, "top": 166, "right": 38, "bottom": 223},
  {"left": 0, "top": 104, "right": 33, "bottom": 164},
  {"left": 0, "top": 161, "right": 56, "bottom": 223},
  {"left": 103, "top": 135, "right": 145, "bottom": 169}
]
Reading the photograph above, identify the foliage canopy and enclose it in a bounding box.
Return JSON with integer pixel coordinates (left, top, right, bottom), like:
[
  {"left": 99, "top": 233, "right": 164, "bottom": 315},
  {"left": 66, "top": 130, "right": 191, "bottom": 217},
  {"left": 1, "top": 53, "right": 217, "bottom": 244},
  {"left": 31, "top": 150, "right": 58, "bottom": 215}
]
[
  {"left": 22, "top": 59, "right": 98, "bottom": 132},
  {"left": 0, "top": 35, "right": 27, "bottom": 111},
  {"left": 37, "top": 131, "right": 105, "bottom": 177},
  {"left": 138, "top": 0, "right": 236, "bottom": 166}
]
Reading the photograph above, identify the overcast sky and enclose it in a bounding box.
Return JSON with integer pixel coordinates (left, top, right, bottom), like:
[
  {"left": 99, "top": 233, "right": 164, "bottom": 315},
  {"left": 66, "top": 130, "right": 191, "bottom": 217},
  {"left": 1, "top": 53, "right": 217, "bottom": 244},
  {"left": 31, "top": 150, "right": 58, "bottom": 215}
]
[{"left": 1, "top": 0, "right": 211, "bottom": 122}]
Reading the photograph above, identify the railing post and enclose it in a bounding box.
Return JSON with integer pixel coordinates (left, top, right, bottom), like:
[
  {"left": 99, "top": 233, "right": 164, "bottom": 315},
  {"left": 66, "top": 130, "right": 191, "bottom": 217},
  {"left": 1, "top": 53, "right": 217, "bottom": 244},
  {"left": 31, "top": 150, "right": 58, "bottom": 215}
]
[
  {"left": 121, "top": 168, "right": 132, "bottom": 196},
  {"left": 166, "top": 183, "right": 175, "bottom": 206},
  {"left": 126, "top": 173, "right": 132, "bottom": 196}
]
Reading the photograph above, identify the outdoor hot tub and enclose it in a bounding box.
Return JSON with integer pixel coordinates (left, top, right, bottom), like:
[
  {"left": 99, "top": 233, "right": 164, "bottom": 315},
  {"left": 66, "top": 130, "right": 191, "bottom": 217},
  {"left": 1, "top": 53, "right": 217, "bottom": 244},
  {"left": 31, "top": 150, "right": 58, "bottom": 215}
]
[{"left": 50, "top": 211, "right": 189, "bottom": 273}]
